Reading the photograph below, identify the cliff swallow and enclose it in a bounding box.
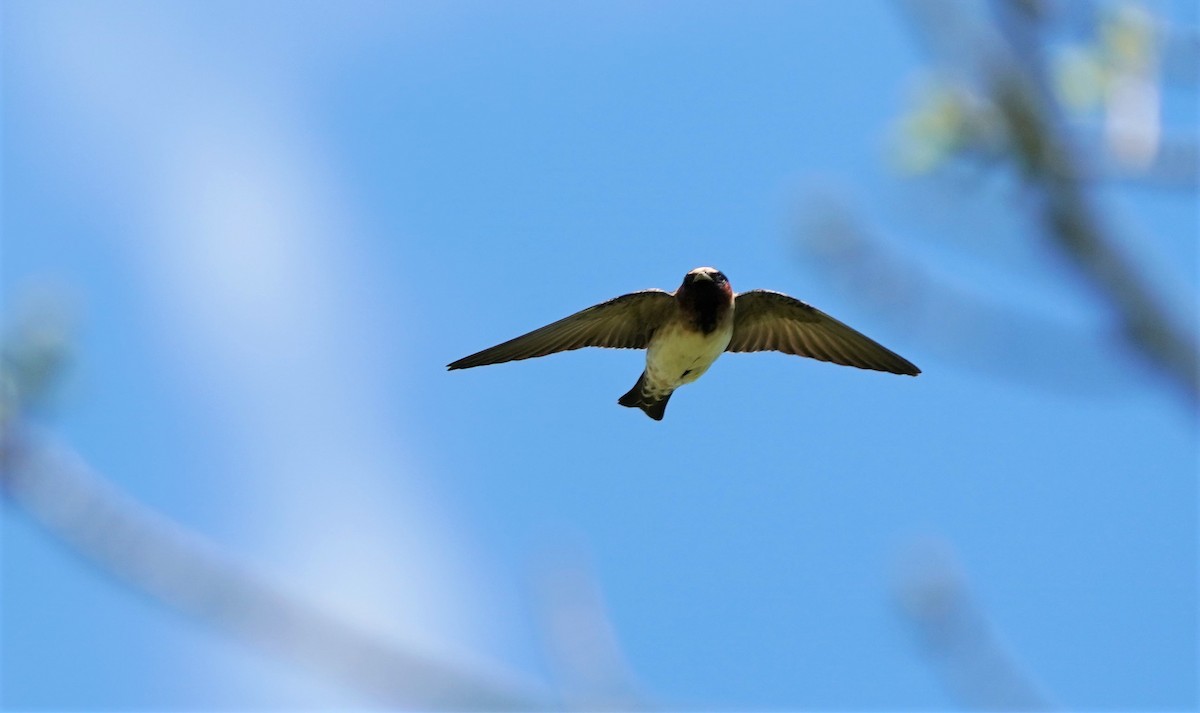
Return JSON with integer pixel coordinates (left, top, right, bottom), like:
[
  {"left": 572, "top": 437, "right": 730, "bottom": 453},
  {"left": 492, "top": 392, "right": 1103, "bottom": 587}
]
[{"left": 448, "top": 267, "right": 919, "bottom": 420}]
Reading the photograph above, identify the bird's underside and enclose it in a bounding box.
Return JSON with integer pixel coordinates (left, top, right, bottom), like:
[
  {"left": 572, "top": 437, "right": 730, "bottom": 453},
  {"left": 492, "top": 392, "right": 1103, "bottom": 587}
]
[{"left": 448, "top": 268, "right": 919, "bottom": 420}]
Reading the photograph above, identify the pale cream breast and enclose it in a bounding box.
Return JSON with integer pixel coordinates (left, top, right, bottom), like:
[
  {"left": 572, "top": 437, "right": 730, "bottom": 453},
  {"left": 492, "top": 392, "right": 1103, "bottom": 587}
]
[{"left": 644, "top": 320, "right": 734, "bottom": 391}]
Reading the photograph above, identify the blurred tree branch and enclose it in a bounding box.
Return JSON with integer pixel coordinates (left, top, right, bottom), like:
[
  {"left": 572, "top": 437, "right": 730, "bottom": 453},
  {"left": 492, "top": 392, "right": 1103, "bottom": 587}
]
[
  {"left": 1, "top": 430, "right": 550, "bottom": 710},
  {"left": 0, "top": 303, "right": 551, "bottom": 711},
  {"left": 534, "top": 549, "right": 646, "bottom": 709},
  {"left": 797, "top": 195, "right": 1140, "bottom": 397},
  {"left": 896, "top": 0, "right": 1199, "bottom": 409},
  {"left": 811, "top": 1, "right": 1200, "bottom": 706},
  {"left": 894, "top": 538, "right": 1056, "bottom": 710}
]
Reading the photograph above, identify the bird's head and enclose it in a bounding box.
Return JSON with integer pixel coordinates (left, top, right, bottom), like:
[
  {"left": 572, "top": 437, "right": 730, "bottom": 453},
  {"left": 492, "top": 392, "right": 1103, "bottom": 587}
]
[
  {"left": 676, "top": 268, "right": 734, "bottom": 332},
  {"left": 680, "top": 267, "right": 732, "bottom": 294}
]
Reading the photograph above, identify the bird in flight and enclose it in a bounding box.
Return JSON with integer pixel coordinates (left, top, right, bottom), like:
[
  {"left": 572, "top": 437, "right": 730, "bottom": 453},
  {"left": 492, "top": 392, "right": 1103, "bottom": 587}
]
[{"left": 448, "top": 267, "right": 920, "bottom": 420}]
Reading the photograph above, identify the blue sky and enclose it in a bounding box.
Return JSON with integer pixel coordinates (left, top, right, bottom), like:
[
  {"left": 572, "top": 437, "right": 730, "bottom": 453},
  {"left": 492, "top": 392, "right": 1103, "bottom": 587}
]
[{"left": 3, "top": 1, "right": 1196, "bottom": 709}]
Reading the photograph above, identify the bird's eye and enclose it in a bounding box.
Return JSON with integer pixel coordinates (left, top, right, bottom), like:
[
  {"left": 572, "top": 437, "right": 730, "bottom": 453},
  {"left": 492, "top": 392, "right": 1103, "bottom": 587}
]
[{"left": 714, "top": 272, "right": 727, "bottom": 282}]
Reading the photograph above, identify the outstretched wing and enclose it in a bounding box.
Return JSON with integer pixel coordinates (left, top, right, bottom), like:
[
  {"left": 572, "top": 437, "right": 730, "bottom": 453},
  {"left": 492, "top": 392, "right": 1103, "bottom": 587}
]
[
  {"left": 727, "top": 290, "right": 920, "bottom": 375},
  {"left": 447, "top": 290, "right": 676, "bottom": 370}
]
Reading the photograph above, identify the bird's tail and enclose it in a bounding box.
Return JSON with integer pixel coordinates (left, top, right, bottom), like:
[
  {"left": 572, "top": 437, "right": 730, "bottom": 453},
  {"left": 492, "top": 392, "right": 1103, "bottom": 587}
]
[{"left": 618, "top": 372, "right": 672, "bottom": 421}]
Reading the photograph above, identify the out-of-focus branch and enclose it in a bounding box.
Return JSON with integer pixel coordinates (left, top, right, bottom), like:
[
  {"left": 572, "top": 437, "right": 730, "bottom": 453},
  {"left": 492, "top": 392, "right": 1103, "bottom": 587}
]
[
  {"left": 894, "top": 538, "right": 1057, "bottom": 710},
  {"left": 797, "top": 194, "right": 1139, "bottom": 397},
  {"left": 902, "top": 0, "right": 1199, "bottom": 410},
  {"left": 533, "top": 549, "right": 646, "bottom": 709},
  {"left": 985, "top": 0, "right": 1199, "bottom": 407},
  {"left": 0, "top": 303, "right": 550, "bottom": 711},
  {"left": 0, "top": 429, "right": 550, "bottom": 711}
]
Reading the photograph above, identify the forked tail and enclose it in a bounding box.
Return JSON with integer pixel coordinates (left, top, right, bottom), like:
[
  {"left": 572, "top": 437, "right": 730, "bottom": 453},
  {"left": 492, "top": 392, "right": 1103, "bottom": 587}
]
[{"left": 618, "top": 372, "right": 672, "bottom": 421}]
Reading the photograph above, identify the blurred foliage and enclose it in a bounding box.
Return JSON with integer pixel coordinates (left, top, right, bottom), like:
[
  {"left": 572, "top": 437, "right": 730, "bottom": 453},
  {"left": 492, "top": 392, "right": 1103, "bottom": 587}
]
[
  {"left": 869, "top": 0, "right": 1199, "bottom": 409},
  {"left": 893, "top": 80, "right": 1006, "bottom": 174},
  {"left": 894, "top": 1, "right": 1186, "bottom": 178},
  {"left": 1056, "top": 4, "right": 1158, "bottom": 112}
]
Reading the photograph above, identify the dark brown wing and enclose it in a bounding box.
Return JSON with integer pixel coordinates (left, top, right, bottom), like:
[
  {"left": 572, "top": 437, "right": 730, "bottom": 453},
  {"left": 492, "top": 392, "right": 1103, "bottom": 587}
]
[
  {"left": 447, "top": 290, "right": 675, "bottom": 370},
  {"left": 727, "top": 290, "right": 920, "bottom": 375}
]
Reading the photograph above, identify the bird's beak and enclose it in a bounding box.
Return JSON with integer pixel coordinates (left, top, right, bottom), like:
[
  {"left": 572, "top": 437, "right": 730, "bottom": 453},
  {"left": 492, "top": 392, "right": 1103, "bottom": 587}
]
[{"left": 692, "top": 272, "right": 712, "bottom": 282}]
